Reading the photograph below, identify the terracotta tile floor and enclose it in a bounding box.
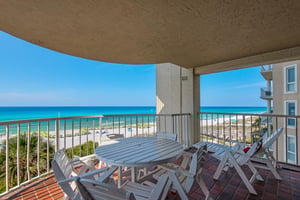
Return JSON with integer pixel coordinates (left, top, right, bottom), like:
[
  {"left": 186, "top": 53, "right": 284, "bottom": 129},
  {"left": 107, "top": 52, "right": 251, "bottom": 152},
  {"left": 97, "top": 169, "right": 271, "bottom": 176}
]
[{"left": 3, "top": 153, "right": 300, "bottom": 200}]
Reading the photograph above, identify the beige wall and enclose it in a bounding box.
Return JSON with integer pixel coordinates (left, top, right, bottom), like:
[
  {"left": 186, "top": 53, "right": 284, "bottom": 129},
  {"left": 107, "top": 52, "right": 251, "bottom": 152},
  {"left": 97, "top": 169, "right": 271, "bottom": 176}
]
[
  {"left": 273, "top": 61, "right": 300, "bottom": 163},
  {"left": 156, "top": 63, "right": 200, "bottom": 146}
]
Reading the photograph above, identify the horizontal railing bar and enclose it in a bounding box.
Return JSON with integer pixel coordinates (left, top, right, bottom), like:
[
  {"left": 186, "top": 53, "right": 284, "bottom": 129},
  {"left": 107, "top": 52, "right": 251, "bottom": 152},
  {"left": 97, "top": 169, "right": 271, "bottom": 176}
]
[
  {"left": 0, "top": 113, "right": 191, "bottom": 125},
  {"left": 199, "top": 112, "right": 300, "bottom": 118}
]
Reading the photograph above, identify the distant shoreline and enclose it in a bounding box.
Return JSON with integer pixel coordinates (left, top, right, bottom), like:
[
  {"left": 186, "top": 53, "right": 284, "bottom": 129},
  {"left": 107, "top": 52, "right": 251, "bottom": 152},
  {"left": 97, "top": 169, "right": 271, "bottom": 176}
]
[{"left": 0, "top": 106, "right": 266, "bottom": 122}]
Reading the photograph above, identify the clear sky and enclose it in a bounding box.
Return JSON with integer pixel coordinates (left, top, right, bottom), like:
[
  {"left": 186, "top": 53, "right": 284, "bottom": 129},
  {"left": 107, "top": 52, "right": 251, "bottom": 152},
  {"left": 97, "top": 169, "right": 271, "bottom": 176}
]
[
  {"left": 0, "top": 31, "right": 266, "bottom": 107},
  {"left": 200, "top": 67, "right": 266, "bottom": 106}
]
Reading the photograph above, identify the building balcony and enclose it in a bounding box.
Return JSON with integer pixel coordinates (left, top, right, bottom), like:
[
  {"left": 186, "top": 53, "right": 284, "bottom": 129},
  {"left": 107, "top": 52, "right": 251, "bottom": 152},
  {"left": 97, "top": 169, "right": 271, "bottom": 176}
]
[
  {"left": 260, "top": 87, "right": 273, "bottom": 100},
  {"left": 260, "top": 65, "right": 273, "bottom": 80},
  {"left": 1, "top": 112, "right": 300, "bottom": 199}
]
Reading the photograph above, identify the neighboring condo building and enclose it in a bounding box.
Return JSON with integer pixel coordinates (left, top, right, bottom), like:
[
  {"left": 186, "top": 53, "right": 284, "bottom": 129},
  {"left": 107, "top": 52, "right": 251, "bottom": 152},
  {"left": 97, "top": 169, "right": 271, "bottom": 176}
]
[{"left": 260, "top": 61, "right": 299, "bottom": 164}]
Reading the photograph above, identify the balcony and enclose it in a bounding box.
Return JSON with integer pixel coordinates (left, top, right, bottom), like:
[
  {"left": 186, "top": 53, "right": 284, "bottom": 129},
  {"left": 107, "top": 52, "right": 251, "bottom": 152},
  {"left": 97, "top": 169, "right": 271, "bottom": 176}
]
[
  {"left": 260, "top": 65, "right": 273, "bottom": 80},
  {"left": 1, "top": 112, "right": 300, "bottom": 199},
  {"left": 3, "top": 153, "right": 300, "bottom": 200},
  {"left": 260, "top": 87, "right": 273, "bottom": 100}
]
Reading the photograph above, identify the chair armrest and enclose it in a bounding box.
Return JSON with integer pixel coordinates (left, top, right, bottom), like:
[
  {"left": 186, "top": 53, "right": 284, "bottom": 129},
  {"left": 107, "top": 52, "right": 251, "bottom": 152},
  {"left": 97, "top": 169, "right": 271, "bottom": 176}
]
[
  {"left": 159, "top": 164, "right": 194, "bottom": 177},
  {"left": 69, "top": 156, "right": 97, "bottom": 174},
  {"left": 57, "top": 176, "right": 78, "bottom": 185},
  {"left": 77, "top": 166, "right": 117, "bottom": 181},
  {"left": 182, "top": 151, "right": 193, "bottom": 158}
]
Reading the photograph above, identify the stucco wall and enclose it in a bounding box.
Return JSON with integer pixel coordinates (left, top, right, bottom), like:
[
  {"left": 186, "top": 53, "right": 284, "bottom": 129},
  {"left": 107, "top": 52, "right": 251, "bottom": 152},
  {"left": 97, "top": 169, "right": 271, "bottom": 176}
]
[
  {"left": 273, "top": 61, "right": 300, "bottom": 163},
  {"left": 156, "top": 63, "right": 199, "bottom": 145}
]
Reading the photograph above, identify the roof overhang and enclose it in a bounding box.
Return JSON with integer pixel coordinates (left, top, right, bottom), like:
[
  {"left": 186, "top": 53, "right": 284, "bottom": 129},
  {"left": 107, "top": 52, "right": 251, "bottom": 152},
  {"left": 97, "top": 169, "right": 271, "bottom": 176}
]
[{"left": 1, "top": 1, "right": 300, "bottom": 74}]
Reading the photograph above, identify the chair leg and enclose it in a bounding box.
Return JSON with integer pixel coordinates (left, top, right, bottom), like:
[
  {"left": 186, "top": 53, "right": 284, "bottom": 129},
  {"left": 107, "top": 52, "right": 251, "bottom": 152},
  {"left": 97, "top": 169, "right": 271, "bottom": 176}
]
[
  {"left": 161, "top": 179, "right": 173, "bottom": 200},
  {"left": 213, "top": 152, "right": 229, "bottom": 180},
  {"left": 266, "top": 160, "right": 282, "bottom": 180},
  {"left": 168, "top": 172, "right": 189, "bottom": 200},
  {"left": 197, "top": 177, "right": 210, "bottom": 200},
  {"left": 247, "top": 161, "right": 264, "bottom": 182},
  {"left": 227, "top": 152, "right": 257, "bottom": 195}
]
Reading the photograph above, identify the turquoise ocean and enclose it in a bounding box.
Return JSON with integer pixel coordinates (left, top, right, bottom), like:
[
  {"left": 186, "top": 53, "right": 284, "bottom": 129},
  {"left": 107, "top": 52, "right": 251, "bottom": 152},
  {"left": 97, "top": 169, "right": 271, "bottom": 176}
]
[{"left": 0, "top": 106, "right": 266, "bottom": 122}]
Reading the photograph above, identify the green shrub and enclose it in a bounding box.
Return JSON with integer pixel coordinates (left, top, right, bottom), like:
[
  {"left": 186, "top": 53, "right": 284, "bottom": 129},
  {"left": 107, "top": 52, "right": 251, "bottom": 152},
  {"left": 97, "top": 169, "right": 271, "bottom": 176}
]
[
  {"left": 0, "top": 133, "right": 55, "bottom": 193},
  {"left": 65, "top": 141, "right": 98, "bottom": 158}
]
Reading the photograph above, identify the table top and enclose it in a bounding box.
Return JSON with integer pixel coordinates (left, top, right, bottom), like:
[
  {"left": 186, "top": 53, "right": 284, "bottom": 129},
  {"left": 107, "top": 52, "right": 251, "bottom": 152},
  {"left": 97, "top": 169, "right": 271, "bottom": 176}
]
[{"left": 95, "top": 137, "right": 184, "bottom": 167}]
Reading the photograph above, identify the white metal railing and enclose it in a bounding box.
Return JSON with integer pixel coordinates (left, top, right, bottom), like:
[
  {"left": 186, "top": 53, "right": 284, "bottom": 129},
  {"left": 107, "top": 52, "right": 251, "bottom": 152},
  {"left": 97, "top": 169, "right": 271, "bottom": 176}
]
[
  {"left": 260, "top": 87, "right": 272, "bottom": 99},
  {"left": 0, "top": 113, "right": 190, "bottom": 196},
  {"left": 198, "top": 112, "right": 299, "bottom": 167},
  {"left": 261, "top": 64, "right": 273, "bottom": 72}
]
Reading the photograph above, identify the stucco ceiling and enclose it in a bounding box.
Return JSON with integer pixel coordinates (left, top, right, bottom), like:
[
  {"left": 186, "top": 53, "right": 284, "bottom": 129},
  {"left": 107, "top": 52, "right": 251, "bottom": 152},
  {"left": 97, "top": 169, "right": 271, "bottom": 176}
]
[{"left": 1, "top": 1, "right": 300, "bottom": 73}]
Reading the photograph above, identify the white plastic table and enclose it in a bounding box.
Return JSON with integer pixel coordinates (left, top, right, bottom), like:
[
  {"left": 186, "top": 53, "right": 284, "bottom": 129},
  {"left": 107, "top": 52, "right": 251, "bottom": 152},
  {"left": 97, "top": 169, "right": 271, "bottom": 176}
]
[{"left": 95, "top": 137, "right": 184, "bottom": 186}]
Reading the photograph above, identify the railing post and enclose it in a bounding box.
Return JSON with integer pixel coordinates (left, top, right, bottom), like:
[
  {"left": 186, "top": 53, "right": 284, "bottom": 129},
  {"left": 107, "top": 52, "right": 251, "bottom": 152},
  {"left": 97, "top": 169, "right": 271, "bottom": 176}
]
[
  {"left": 172, "top": 115, "right": 175, "bottom": 134},
  {"left": 55, "top": 119, "right": 59, "bottom": 152},
  {"left": 5, "top": 125, "right": 9, "bottom": 192},
  {"left": 37, "top": 121, "right": 40, "bottom": 176},
  {"left": 86, "top": 118, "right": 89, "bottom": 156},
  {"left": 296, "top": 117, "right": 298, "bottom": 165},
  {"left": 47, "top": 121, "right": 50, "bottom": 172},
  {"left": 17, "top": 123, "right": 20, "bottom": 186},
  {"left": 99, "top": 117, "right": 102, "bottom": 145},
  {"left": 27, "top": 123, "right": 31, "bottom": 181},
  {"left": 243, "top": 115, "right": 246, "bottom": 143},
  {"left": 136, "top": 116, "right": 138, "bottom": 137},
  {"left": 185, "top": 115, "right": 190, "bottom": 147}
]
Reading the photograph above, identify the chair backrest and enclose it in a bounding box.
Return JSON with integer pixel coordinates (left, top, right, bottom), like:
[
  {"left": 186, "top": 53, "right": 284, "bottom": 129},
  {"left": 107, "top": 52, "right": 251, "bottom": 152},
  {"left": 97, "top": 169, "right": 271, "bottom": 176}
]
[
  {"left": 156, "top": 132, "right": 177, "bottom": 141},
  {"left": 52, "top": 149, "right": 74, "bottom": 180},
  {"left": 190, "top": 144, "right": 207, "bottom": 176},
  {"left": 236, "top": 142, "right": 258, "bottom": 166},
  {"left": 52, "top": 149, "right": 79, "bottom": 200},
  {"left": 262, "top": 127, "right": 283, "bottom": 149},
  {"left": 148, "top": 174, "right": 171, "bottom": 200},
  {"left": 76, "top": 178, "right": 135, "bottom": 200},
  {"left": 183, "top": 145, "right": 207, "bottom": 192}
]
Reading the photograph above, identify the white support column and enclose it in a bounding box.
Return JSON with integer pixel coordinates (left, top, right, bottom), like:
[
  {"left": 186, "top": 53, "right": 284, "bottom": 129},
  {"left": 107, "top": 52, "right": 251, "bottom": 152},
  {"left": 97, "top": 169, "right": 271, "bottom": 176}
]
[{"left": 156, "top": 63, "right": 200, "bottom": 146}]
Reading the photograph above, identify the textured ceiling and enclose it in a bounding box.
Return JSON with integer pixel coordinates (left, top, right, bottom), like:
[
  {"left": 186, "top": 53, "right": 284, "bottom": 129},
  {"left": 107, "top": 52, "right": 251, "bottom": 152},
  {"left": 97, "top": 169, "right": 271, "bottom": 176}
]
[{"left": 1, "top": 1, "right": 300, "bottom": 71}]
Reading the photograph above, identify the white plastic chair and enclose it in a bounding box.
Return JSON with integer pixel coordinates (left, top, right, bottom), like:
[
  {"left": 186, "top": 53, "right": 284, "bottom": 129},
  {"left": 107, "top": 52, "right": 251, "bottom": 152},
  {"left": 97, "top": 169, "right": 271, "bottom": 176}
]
[
  {"left": 52, "top": 149, "right": 117, "bottom": 200},
  {"left": 193, "top": 127, "right": 284, "bottom": 183},
  {"left": 212, "top": 142, "right": 264, "bottom": 195},
  {"left": 76, "top": 178, "right": 135, "bottom": 200},
  {"left": 76, "top": 173, "right": 171, "bottom": 200},
  {"left": 250, "top": 127, "right": 283, "bottom": 180},
  {"left": 123, "top": 173, "right": 171, "bottom": 200},
  {"left": 148, "top": 144, "right": 210, "bottom": 200}
]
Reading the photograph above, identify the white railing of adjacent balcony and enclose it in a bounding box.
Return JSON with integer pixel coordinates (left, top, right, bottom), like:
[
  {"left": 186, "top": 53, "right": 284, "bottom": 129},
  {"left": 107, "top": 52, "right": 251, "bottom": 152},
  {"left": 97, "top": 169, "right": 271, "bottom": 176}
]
[
  {"left": 260, "top": 64, "right": 273, "bottom": 72},
  {"left": 0, "top": 113, "right": 190, "bottom": 196},
  {"left": 260, "top": 87, "right": 272, "bottom": 98}
]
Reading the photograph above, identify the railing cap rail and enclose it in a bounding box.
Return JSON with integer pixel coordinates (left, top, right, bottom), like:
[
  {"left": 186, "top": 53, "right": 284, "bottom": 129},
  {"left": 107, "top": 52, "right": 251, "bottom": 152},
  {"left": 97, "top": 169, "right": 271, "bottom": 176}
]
[
  {"left": 0, "top": 113, "right": 191, "bottom": 125},
  {"left": 199, "top": 112, "right": 300, "bottom": 118}
]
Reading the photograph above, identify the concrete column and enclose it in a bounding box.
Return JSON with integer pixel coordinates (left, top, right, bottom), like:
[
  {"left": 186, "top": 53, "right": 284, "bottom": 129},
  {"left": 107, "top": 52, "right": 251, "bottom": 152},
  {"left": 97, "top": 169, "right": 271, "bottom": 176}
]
[{"left": 156, "top": 63, "right": 200, "bottom": 146}]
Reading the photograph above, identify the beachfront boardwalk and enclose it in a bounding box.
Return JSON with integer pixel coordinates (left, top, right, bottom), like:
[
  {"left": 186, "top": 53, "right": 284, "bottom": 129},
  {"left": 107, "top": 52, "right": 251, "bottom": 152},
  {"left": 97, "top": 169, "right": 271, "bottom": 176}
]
[{"left": 4, "top": 153, "right": 300, "bottom": 200}]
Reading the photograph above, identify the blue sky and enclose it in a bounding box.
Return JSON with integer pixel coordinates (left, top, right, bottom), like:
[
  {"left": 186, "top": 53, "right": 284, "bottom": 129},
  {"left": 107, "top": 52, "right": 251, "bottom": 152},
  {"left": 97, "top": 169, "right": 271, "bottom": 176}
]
[
  {"left": 200, "top": 68, "right": 266, "bottom": 106},
  {"left": 0, "top": 31, "right": 266, "bottom": 107}
]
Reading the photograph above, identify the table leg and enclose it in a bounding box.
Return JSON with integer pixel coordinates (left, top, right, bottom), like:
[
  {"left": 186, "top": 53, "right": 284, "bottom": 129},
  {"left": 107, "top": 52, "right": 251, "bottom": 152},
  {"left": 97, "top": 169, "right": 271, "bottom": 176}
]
[
  {"left": 118, "top": 167, "right": 122, "bottom": 188},
  {"left": 131, "top": 167, "right": 137, "bottom": 182}
]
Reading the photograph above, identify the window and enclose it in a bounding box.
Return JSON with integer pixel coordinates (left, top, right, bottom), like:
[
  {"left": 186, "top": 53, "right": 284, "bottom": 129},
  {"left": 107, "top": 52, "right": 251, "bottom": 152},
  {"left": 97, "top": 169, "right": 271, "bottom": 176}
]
[
  {"left": 285, "top": 101, "right": 297, "bottom": 127},
  {"left": 287, "top": 135, "right": 296, "bottom": 164},
  {"left": 284, "top": 64, "right": 297, "bottom": 93}
]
